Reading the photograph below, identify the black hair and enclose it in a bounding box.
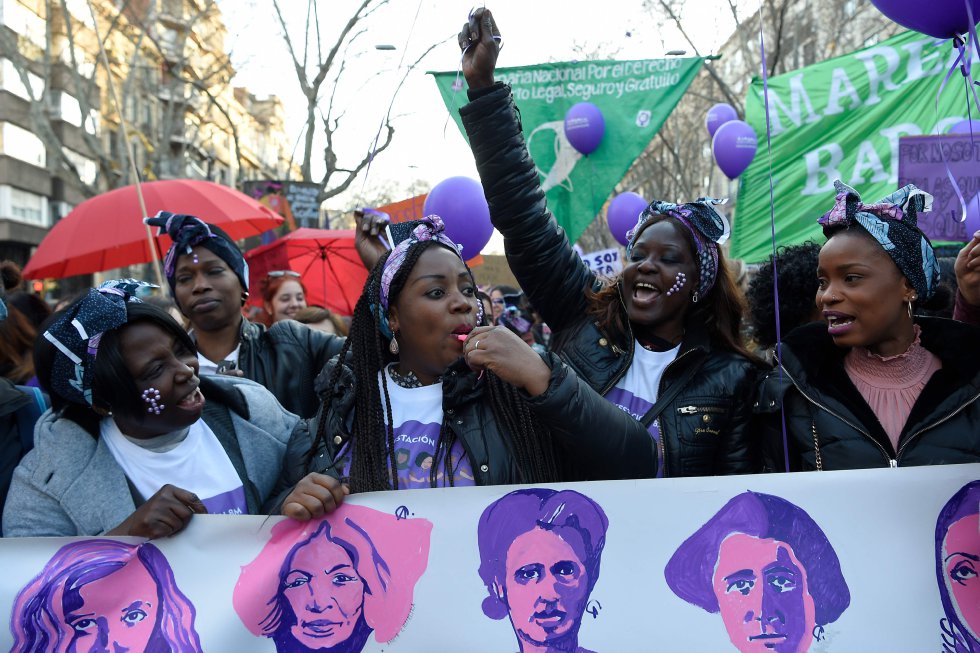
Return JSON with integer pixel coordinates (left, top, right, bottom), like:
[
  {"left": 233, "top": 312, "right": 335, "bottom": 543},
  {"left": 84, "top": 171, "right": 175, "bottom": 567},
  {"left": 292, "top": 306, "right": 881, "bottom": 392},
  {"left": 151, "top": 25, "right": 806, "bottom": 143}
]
[
  {"left": 34, "top": 301, "right": 196, "bottom": 436},
  {"left": 311, "top": 241, "right": 560, "bottom": 493},
  {"left": 746, "top": 242, "right": 821, "bottom": 349}
]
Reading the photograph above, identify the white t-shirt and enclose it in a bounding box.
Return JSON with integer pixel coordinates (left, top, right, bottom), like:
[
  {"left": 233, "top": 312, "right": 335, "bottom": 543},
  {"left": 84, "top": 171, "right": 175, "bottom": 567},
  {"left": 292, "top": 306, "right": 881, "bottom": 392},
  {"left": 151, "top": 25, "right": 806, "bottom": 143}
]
[
  {"left": 197, "top": 344, "right": 240, "bottom": 376},
  {"left": 337, "top": 367, "right": 475, "bottom": 489},
  {"left": 603, "top": 341, "right": 680, "bottom": 478},
  {"left": 101, "top": 417, "right": 248, "bottom": 514}
]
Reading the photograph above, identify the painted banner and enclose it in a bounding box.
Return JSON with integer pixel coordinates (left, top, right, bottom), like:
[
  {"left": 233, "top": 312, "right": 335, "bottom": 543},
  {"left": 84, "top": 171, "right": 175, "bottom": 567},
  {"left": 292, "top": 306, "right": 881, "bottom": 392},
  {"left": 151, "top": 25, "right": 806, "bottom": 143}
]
[
  {"left": 579, "top": 246, "right": 624, "bottom": 278},
  {"left": 430, "top": 58, "right": 703, "bottom": 244},
  {"left": 898, "top": 134, "right": 980, "bottom": 242},
  {"left": 3, "top": 464, "right": 980, "bottom": 651},
  {"left": 733, "top": 30, "right": 980, "bottom": 262}
]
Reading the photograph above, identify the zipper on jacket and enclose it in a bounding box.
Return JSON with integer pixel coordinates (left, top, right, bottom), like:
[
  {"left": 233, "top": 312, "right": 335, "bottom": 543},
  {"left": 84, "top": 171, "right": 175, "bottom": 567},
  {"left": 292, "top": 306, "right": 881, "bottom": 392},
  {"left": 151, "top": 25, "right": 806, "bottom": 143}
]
[
  {"left": 894, "top": 389, "right": 980, "bottom": 465},
  {"left": 779, "top": 364, "right": 895, "bottom": 468},
  {"left": 652, "top": 349, "right": 700, "bottom": 478},
  {"left": 678, "top": 405, "right": 726, "bottom": 415}
]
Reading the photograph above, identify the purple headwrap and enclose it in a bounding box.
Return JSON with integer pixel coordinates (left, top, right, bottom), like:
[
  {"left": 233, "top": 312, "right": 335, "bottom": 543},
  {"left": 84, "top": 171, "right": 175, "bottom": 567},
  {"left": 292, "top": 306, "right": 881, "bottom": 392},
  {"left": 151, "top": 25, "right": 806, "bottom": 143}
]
[
  {"left": 379, "top": 216, "right": 462, "bottom": 312},
  {"left": 42, "top": 279, "right": 156, "bottom": 405},
  {"left": 626, "top": 198, "right": 731, "bottom": 299},
  {"left": 817, "top": 180, "right": 939, "bottom": 301}
]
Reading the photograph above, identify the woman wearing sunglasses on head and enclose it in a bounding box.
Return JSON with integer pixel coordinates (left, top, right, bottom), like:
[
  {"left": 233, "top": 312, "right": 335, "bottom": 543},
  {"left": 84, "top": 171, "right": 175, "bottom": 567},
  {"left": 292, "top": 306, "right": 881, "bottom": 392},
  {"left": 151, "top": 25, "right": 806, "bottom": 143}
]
[
  {"left": 260, "top": 270, "right": 308, "bottom": 325},
  {"left": 144, "top": 212, "right": 345, "bottom": 418}
]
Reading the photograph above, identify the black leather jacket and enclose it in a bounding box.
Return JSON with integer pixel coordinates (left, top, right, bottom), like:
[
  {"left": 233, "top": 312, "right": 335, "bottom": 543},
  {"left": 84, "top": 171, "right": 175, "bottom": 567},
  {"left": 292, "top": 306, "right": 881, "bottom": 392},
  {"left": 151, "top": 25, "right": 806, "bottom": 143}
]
[
  {"left": 294, "top": 354, "right": 657, "bottom": 487},
  {"left": 236, "top": 318, "right": 345, "bottom": 418},
  {"left": 460, "top": 83, "right": 761, "bottom": 477},
  {"left": 757, "top": 318, "right": 980, "bottom": 471}
]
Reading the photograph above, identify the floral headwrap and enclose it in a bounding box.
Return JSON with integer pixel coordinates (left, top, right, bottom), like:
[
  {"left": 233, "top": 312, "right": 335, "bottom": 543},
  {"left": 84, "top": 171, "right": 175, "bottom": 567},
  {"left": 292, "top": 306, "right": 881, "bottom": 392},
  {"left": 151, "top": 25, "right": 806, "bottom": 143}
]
[
  {"left": 144, "top": 211, "right": 249, "bottom": 296},
  {"left": 376, "top": 216, "right": 482, "bottom": 337},
  {"left": 818, "top": 180, "right": 939, "bottom": 301},
  {"left": 42, "top": 279, "right": 156, "bottom": 406},
  {"left": 626, "top": 198, "right": 731, "bottom": 299}
]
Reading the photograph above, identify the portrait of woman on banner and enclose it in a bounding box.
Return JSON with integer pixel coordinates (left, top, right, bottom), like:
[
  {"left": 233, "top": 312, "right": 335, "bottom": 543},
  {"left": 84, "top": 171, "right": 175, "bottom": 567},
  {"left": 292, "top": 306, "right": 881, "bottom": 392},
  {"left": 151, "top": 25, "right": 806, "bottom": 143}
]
[
  {"left": 665, "top": 491, "right": 850, "bottom": 653},
  {"left": 234, "top": 504, "right": 431, "bottom": 653},
  {"left": 10, "top": 539, "right": 203, "bottom": 653}
]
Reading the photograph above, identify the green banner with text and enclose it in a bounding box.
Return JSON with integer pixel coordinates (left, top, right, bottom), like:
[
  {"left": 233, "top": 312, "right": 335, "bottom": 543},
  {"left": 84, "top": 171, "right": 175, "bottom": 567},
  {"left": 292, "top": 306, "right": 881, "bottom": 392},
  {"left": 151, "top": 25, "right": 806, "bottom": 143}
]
[
  {"left": 733, "top": 31, "right": 980, "bottom": 262},
  {"left": 431, "top": 58, "right": 703, "bottom": 243}
]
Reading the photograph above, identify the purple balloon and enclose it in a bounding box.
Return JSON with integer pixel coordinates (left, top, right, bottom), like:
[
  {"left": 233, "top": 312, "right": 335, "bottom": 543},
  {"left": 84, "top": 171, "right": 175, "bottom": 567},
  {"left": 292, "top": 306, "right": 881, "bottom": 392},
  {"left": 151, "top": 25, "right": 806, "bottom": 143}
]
[
  {"left": 422, "top": 176, "right": 493, "bottom": 258},
  {"left": 870, "top": 0, "right": 980, "bottom": 39},
  {"left": 967, "top": 193, "right": 980, "bottom": 238},
  {"left": 607, "top": 192, "right": 649, "bottom": 246},
  {"left": 950, "top": 119, "right": 980, "bottom": 135},
  {"left": 706, "top": 103, "right": 738, "bottom": 137},
  {"left": 564, "top": 102, "right": 605, "bottom": 155},
  {"left": 713, "top": 120, "right": 758, "bottom": 179}
]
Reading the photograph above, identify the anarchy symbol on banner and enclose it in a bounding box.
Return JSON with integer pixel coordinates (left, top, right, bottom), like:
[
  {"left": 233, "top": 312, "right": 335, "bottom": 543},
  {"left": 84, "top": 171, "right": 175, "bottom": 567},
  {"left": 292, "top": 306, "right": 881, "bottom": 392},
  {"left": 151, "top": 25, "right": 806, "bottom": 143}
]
[
  {"left": 395, "top": 505, "right": 411, "bottom": 520},
  {"left": 586, "top": 600, "right": 602, "bottom": 619}
]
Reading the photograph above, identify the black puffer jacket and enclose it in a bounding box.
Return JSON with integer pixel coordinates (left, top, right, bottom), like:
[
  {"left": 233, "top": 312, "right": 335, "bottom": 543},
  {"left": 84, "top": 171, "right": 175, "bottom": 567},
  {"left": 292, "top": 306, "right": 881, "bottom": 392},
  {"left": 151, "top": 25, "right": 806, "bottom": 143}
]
[
  {"left": 290, "top": 354, "right": 656, "bottom": 487},
  {"left": 236, "top": 318, "right": 345, "bottom": 418},
  {"left": 757, "top": 318, "right": 980, "bottom": 471},
  {"left": 459, "top": 83, "right": 761, "bottom": 477}
]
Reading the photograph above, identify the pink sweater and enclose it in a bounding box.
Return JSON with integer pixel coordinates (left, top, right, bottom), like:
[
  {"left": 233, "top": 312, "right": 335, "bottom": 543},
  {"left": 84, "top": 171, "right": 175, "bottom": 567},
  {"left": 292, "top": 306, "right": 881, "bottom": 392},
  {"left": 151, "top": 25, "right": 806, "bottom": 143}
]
[{"left": 844, "top": 326, "right": 942, "bottom": 452}]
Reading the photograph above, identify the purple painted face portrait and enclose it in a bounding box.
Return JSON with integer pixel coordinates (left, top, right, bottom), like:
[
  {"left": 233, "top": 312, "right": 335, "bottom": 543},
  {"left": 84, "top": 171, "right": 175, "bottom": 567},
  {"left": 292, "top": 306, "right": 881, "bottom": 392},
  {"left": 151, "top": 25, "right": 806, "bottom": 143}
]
[
  {"left": 477, "top": 488, "right": 608, "bottom": 653},
  {"left": 10, "top": 540, "right": 203, "bottom": 653},
  {"left": 664, "top": 492, "right": 849, "bottom": 653},
  {"left": 935, "top": 480, "right": 980, "bottom": 653}
]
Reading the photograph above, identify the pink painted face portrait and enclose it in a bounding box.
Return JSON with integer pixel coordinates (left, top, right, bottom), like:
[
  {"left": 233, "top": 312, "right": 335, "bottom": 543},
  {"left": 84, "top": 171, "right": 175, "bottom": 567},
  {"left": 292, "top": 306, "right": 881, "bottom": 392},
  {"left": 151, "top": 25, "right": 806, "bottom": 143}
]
[
  {"left": 943, "top": 513, "right": 980, "bottom": 642},
  {"left": 283, "top": 535, "right": 366, "bottom": 649},
  {"left": 712, "top": 533, "right": 816, "bottom": 653},
  {"left": 503, "top": 527, "right": 589, "bottom": 648},
  {"left": 67, "top": 559, "right": 160, "bottom": 653}
]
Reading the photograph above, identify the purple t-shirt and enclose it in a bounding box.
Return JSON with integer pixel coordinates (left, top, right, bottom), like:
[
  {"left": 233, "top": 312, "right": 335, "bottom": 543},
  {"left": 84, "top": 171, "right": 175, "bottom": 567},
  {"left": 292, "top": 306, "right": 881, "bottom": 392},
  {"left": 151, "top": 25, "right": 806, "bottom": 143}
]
[{"left": 603, "top": 342, "right": 679, "bottom": 478}]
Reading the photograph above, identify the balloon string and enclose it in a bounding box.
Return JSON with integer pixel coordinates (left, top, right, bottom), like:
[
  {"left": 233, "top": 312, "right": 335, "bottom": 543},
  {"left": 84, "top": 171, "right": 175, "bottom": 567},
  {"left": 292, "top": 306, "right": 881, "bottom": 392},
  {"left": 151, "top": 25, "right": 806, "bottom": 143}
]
[
  {"left": 937, "top": 39, "right": 969, "bottom": 222},
  {"left": 443, "top": 8, "right": 503, "bottom": 138},
  {"left": 757, "top": 5, "right": 790, "bottom": 473},
  {"left": 963, "top": 0, "right": 980, "bottom": 116}
]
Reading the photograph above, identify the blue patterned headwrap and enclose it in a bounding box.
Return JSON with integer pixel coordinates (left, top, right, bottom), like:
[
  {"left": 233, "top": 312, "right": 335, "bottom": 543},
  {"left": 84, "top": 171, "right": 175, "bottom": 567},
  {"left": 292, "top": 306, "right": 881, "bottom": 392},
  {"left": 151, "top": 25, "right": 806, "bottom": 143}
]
[
  {"left": 144, "top": 211, "right": 249, "bottom": 296},
  {"left": 42, "top": 279, "right": 156, "bottom": 406},
  {"left": 818, "top": 180, "right": 939, "bottom": 301},
  {"left": 0, "top": 295, "right": 6, "bottom": 322},
  {"left": 626, "top": 198, "right": 731, "bottom": 298}
]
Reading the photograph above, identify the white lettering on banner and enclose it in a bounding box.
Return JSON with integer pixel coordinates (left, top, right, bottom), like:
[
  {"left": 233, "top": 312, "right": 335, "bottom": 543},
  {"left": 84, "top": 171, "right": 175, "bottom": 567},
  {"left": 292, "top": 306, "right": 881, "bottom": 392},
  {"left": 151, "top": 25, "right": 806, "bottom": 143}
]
[
  {"left": 902, "top": 39, "right": 947, "bottom": 83},
  {"left": 765, "top": 74, "right": 822, "bottom": 136},
  {"left": 824, "top": 67, "right": 863, "bottom": 116},
  {"left": 855, "top": 46, "right": 903, "bottom": 106},
  {"left": 2, "top": 465, "right": 979, "bottom": 651},
  {"left": 803, "top": 142, "right": 845, "bottom": 195},
  {"left": 880, "top": 123, "right": 923, "bottom": 179},
  {"left": 849, "top": 140, "right": 890, "bottom": 186},
  {"left": 501, "top": 59, "right": 687, "bottom": 105}
]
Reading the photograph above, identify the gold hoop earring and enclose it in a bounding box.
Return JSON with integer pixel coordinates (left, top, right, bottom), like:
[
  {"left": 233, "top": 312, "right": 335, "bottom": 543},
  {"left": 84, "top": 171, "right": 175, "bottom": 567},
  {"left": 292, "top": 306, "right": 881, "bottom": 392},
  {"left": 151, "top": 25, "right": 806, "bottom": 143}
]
[
  {"left": 907, "top": 300, "right": 913, "bottom": 319},
  {"left": 389, "top": 336, "right": 399, "bottom": 355}
]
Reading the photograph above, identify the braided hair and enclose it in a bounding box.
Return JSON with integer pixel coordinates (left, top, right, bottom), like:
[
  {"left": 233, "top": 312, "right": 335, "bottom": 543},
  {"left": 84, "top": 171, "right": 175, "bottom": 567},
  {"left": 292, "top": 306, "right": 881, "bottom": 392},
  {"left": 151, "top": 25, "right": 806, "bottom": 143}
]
[{"left": 311, "top": 241, "right": 560, "bottom": 493}]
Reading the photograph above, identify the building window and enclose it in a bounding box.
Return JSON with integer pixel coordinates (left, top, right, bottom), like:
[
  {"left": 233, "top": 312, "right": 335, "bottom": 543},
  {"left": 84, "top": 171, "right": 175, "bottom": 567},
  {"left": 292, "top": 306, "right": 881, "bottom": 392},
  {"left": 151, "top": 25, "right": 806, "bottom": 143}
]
[
  {"left": 63, "top": 148, "right": 97, "bottom": 185},
  {"left": 0, "top": 122, "right": 45, "bottom": 167},
  {"left": 0, "top": 58, "right": 42, "bottom": 100},
  {"left": 0, "top": 0, "right": 46, "bottom": 49},
  {"left": 4, "top": 186, "right": 49, "bottom": 227}
]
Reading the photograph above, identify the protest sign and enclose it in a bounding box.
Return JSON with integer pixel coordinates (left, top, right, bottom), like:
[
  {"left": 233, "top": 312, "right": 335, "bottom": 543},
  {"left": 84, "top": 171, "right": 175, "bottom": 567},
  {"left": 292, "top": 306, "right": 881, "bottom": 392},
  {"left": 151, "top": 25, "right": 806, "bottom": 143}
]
[
  {"left": 431, "top": 58, "right": 703, "bottom": 244},
  {"left": 2, "top": 464, "right": 976, "bottom": 651},
  {"left": 579, "top": 246, "right": 623, "bottom": 278},
  {"left": 898, "top": 134, "right": 980, "bottom": 242},
  {"left": 734, "top": 31, "right": 980, "bottom": 262}
]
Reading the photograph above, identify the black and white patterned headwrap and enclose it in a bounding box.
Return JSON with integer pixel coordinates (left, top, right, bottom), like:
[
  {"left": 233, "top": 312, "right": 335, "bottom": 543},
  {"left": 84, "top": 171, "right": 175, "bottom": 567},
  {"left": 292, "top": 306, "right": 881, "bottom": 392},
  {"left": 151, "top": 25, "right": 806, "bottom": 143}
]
[
  {"left": 42, "top": 279, "right": 156, "bottom": 405},
  {"left": 818, "top": 180, "right": 939, "bottom": 301},
  {"left": 626, "top": 198, "right": 731, "bottom": 298}
]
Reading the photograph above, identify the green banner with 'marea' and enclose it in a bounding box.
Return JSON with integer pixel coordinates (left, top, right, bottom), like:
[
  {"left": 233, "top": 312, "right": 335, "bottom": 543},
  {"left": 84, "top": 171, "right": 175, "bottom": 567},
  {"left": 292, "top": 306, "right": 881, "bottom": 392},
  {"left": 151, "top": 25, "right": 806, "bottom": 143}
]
[
  {"left": 430, "top": 58, "right": 703, "bottom": 243},
  {"left": 734, "top": 30, "right": 980, "bottom": 262}
]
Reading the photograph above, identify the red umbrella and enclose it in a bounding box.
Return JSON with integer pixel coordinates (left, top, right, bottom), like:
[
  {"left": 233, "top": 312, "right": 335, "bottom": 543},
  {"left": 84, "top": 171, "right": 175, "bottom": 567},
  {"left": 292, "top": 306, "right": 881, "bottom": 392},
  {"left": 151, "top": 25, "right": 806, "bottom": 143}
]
[
  {"left": 23, "top": 179, "right": 283, "bottom": 279},
  {"left": 245, "top": 229, "right": 368, "bottom": 317}
]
